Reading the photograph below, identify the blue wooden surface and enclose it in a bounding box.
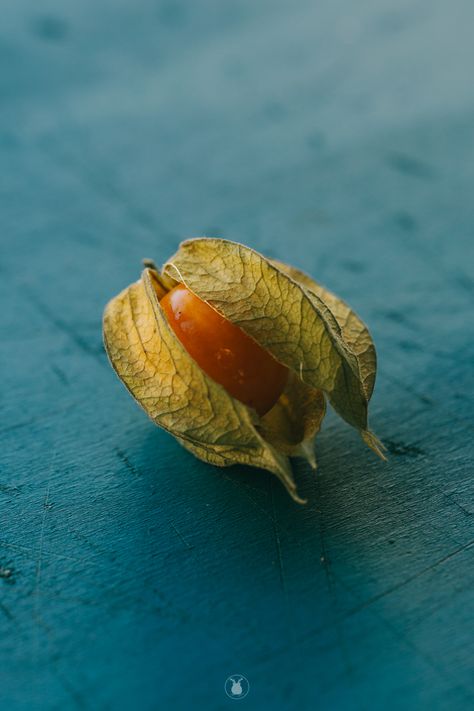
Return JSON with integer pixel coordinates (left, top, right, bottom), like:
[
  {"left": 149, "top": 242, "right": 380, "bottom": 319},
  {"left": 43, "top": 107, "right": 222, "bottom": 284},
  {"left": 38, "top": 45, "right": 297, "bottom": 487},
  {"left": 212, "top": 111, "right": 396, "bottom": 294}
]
[{"left": 2, "top": 1, "right": 474, "bottom": 709}]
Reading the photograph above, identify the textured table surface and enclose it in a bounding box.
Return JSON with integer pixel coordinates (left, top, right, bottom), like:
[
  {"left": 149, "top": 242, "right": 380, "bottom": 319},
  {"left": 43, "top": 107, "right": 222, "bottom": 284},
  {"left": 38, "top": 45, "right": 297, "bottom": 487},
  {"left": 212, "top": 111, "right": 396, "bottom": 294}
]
[{"left": 2, "top": 1, "right": 474, "bottom": 709}]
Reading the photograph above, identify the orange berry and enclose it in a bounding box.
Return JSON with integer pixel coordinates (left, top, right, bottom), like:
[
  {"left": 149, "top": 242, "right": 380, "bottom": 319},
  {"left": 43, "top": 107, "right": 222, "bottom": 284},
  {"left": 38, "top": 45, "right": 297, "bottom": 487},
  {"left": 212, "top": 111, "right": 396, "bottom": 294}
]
[{"left": 160, "top": 284, "right": 288, "bottom": 416}]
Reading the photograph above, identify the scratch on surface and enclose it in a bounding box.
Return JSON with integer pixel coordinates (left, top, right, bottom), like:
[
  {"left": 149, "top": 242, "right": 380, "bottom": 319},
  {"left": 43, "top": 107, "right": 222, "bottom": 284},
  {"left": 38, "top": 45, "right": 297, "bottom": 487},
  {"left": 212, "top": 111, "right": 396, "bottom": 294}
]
[
  {"left": 270, "top": 480, "right": 299, "bottom": 648},
  {"left": 344, "top": 537, "right": 474, "bottom": 618},
  {"left": 116, "top": 448, "right": 141, "bottom": 477},
  {"left": 218, "top": 470, "right": 306, "bottom": 545},
  {"left": 284, "top": 536, "right": 474, "bottom": 658},
  {"left": 31, "top": 591, "right": 88, "bottom": 709},
  {"left": 34, "top": 482, "right": 51, "bottom": 598},
  {"left": 383, "top": 371, "right": 474, "bottom": 433},
  {"left": 169, "top": 521, "right": 193, "bottom": 550},
  {"left": 0, "top": 483, "right": 22, "bottom": 495},
  {"left": 33, "top": 447, "right": 56, "bottom": 668},
  {"left": 442, "top": 495, "right": 473, "bottom": 518},
  {"left": 52, "top": 666, "right": 87, "bottom": 709},
  {"left": 67, "top": 527, "right": 117, "bottom": 562},
  {"left": 51, "top": 364, "right": 69, "bottom": 385},
  {"left": 330, "top": 568, "right": 474, "bottom": 704},
  {"left": 0, "top": 539, "right": 95, "bottom": 567},
  {"left": 219, "top": 470, "right": 280, "bottom": 521},
  {"left": 315, "top": 476, "right": 355, "bottom": 682},
  {"left": 270, "top": 482, "right": 287, "bottom": 598},
  {"left": 24, "top": 287, "right": 105, "bottom": 366}
]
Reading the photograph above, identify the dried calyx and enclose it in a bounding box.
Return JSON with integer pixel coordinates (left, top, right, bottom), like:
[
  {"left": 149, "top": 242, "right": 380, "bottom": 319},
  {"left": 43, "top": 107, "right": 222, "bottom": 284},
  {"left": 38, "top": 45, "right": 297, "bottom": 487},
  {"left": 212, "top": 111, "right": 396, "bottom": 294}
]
[{"left": 103, "top": 238, "right": 385, "bottom": 503}]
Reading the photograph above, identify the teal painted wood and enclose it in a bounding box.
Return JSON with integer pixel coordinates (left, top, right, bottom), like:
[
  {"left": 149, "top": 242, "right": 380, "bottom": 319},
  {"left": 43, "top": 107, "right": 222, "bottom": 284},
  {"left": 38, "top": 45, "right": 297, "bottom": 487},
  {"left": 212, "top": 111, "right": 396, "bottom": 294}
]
[{"left": 1, "top": 1, "right": 473, "bottom": 709}]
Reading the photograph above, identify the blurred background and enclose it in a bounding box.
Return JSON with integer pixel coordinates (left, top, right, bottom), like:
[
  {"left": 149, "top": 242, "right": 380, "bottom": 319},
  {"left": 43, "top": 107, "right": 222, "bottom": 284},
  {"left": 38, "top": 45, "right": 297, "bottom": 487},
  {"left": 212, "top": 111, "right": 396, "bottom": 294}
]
[{"left": 1, "top": 1, "right": 473, "bottom": 709}]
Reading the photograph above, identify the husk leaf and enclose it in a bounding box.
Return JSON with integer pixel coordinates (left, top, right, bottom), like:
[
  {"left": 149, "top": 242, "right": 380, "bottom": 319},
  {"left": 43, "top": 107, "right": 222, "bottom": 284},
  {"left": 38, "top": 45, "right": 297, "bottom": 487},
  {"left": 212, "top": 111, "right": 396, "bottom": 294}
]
[
  {"left": 258, "top": 372, "right": 326, "bottom": 469},
  {"left": 163, "top": 239, "right": 381, "bottom": 453},
  {"left": 270, "top": 259, "right": 385, "bottom": 458},
  {"left": 271, "top": 259, "right": 377, "bottom": 399}
]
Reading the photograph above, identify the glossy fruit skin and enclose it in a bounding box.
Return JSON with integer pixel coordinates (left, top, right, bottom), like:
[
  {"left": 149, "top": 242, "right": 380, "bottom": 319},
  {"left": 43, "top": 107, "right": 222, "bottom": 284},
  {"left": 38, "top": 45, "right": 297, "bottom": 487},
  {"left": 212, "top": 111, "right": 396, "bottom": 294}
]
[{"left": 160, "top": 283, "right": 288, "bottom": 416}]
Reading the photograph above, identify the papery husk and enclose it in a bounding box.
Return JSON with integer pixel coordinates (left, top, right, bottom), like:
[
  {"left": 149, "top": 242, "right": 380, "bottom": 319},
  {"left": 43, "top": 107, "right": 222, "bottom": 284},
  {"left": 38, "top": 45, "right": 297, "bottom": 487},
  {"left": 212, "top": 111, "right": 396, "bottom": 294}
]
[{"left": 103, "top": 238, "right": 384, "bottom": 504}]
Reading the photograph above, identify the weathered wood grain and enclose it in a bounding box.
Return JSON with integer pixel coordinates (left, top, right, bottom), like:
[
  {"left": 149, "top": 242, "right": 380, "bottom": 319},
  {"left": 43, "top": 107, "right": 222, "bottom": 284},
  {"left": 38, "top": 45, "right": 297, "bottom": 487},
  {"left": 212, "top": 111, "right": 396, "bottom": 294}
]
[{"left": 1, "top": 1, "right": 473, "bottom": 709}]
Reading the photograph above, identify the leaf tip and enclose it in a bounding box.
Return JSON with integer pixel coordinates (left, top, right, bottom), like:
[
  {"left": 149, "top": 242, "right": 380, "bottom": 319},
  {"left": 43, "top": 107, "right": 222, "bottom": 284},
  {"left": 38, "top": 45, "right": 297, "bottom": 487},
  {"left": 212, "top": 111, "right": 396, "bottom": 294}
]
[
  {"left": 361, "top": 430, "right": 388, "bottom": 461},
  {"left": 295, "top": 439, "right": 317, "bottom": 470},
  {"left": 142, "top": 257, "right": 158, "bottom": 270},
  {"left": 290, "top": 491, "right": 308, "bottom": 505}
]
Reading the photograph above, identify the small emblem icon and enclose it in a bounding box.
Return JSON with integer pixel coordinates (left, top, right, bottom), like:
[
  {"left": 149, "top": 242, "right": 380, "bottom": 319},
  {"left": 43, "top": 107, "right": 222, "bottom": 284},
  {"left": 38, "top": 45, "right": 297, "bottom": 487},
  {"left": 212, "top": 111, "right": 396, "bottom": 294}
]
[{"left": 225, "top": 674, "right": 250, "bottom": 699}]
